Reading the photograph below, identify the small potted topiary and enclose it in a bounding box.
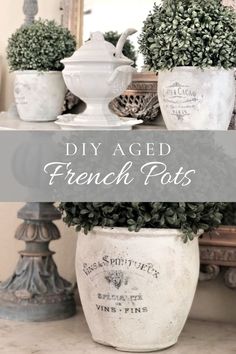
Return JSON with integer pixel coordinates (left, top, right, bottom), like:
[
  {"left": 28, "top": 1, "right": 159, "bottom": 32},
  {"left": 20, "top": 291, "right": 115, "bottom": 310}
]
[
  {"left": 60, "top": 202, "right": 225, "bottom": 352},
  {"left": 7, "top": 19, "right": 76, "bottom": 122},
  {"left": 139, "top": 0, "right": 236, "bottom": 130}
]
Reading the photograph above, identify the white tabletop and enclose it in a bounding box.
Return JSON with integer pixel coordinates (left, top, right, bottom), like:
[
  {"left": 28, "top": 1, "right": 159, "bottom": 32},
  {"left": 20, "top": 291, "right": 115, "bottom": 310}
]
[
  {"left": 0, "top": 310, "right": 235, "bottom": 354},
  {"left": 0, "top": 112, "right": 61, "bottom": 131}
]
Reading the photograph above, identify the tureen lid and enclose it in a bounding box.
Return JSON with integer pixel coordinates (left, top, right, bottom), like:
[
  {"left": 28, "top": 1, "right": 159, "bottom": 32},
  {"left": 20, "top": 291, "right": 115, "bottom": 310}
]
[{"left": 62, "top": 31, "right": 132, "bottom": 64}]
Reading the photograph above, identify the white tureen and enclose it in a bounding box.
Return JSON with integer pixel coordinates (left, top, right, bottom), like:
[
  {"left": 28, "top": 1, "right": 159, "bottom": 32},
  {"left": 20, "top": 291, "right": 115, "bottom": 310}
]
[{"left": 56, "top": 29, "right": 143, "bottom": 130}]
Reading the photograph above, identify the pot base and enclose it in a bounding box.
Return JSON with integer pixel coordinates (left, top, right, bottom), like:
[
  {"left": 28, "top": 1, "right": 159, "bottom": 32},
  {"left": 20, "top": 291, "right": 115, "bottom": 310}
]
[
  {"left": 0, "top": 297, "right": 76, "bottom": 322},
  {"left": 93, "top": 338, "right": 177, "bottom": 352},
  {"left": 19, "top": 117, "right": 57, "bottom": 122}
]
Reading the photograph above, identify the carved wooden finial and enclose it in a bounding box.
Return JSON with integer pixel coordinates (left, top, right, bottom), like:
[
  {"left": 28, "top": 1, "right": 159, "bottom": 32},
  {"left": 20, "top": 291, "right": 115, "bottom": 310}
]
[{"left": 23, "top": 0, "right": 39, "bottom": 25}]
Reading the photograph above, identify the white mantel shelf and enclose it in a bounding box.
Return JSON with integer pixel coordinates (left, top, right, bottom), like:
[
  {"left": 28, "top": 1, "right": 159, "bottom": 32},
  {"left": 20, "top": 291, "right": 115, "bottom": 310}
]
[
  {"left": 0, "top": 112, "right": 166, "bottom": 131},
  {"left": 0, "top": 310, "right": 235, "bottom": 354}
]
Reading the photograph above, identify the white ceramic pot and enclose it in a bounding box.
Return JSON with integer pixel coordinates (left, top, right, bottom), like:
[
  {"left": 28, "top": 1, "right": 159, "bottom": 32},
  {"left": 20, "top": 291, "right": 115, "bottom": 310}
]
[
  {"left": 14, "top": 71, "right": 66, "bottom": 122},
  {"left": 76, "top": 227, "right": 199, "bottom": 352},
  {"left": 158, "top": 67, "right": 235, "bottom": 130}
]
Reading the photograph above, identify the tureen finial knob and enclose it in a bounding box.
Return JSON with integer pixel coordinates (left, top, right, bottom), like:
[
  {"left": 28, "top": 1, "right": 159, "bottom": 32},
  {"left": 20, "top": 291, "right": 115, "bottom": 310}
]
[{"left": 90, "top": 31, "right": 104, "bottom": 41}]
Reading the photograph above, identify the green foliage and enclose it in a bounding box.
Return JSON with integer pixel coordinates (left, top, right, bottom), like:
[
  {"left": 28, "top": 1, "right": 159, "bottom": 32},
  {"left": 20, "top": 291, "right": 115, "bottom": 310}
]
[
  {"left": 139, "top": 0, "right": 236, "bottom": 71},
  {"left": 104, "top": 31, "right": 137, "bottom": 67},
  {"left": 222, "top": 203, "right": 236, "bottom": 225},
  {"left": 7, "top": 19, "right": 76, "bottom": 71},
  {"left": 59, "top": 202, "right": 226, "bottom": 242}
]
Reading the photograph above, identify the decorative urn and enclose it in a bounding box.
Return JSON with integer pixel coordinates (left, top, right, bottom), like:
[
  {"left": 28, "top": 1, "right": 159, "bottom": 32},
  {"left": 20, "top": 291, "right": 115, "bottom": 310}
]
[{"left": 57, "top": 29, "right": 142, "bottom": 130}]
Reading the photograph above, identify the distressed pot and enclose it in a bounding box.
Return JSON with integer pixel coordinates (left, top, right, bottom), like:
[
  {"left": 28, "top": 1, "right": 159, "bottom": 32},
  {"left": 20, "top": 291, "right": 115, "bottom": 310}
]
[
  {"left": 158, "top": 67, "right": 235, "bottom": 130},
  {"left": 14, "top": 71, "right": 66, "bottom": 122},
  {"left": 76, "top": 227, "right": 199, "bottom": 352}
]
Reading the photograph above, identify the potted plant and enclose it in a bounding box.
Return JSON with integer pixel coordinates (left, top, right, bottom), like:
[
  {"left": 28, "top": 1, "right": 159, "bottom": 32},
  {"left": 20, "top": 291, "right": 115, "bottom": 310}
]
[
  {"left": 60, "top": 202, "right": 225, "bottom": 351},
  {"left": 139, "top": 0, "right": 236, "bottom": 130},
  {"left": 7, "top": 19, "right": 76, "bottom": 122}
]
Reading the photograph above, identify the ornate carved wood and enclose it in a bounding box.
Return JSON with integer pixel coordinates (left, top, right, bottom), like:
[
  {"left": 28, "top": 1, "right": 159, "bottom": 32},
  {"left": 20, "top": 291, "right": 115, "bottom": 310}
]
[
  {"left": 200, "top": 226, "right": 236, "bottom": 289},
  {"left": 0, "top": 203, "right": 76, "bottom": 321},
  {"left": 110, "top": 72, "right": 160, "bottom": 124}
]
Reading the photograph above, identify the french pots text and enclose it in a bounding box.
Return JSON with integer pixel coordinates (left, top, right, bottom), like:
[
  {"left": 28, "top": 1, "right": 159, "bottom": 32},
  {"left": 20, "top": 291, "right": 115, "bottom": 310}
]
[{"left": 43, "top": 142, "right": 196, "bottom": 187}]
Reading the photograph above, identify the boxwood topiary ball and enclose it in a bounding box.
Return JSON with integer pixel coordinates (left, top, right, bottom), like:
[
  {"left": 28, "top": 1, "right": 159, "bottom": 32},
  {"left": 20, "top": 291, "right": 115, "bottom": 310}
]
[
  {"left": 139, "top": 0, "right": 236, "bottom": 71},
  {"left": 7, "top": 19, "right": 77, "bottom": 72}
]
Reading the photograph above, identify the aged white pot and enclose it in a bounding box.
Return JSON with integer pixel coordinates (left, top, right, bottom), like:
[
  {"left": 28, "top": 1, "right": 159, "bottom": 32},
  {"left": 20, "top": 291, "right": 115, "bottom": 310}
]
[
  {"left": 76, "top": 227, "right": 200, "bottom": 352},
  {"left": 158, "top": 67, "right": 235, "bottom": 130},
  {"left": 14, "top": 71, "right": 66, "bottom": 122}
]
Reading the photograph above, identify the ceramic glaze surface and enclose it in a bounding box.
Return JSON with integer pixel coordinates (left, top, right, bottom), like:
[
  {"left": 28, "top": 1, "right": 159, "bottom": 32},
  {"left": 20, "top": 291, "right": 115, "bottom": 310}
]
[
  {"left": 76, "top": 227, "right": 200, "bottom": 352},
  {"left": 158, "top": 67, "right": 235, "bottom": 130},
  {"left": 60, "top": 31, "right": 139, "bottom": 129},
  {"left": 14, "top": 71, "right": 66, "bottom": 122}
]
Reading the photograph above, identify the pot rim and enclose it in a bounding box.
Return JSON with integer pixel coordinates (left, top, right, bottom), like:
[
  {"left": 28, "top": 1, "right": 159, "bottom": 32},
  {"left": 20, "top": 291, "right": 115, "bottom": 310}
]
[
  {"left": 14, "top": 70, "right": 62, "bottom": 75},
  {"left": 82, "top": 226, "right": 203, "bottom": 238}
]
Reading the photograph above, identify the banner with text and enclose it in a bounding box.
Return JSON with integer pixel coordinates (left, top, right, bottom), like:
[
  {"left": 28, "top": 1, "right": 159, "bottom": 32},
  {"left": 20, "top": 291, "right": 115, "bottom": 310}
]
[{"left": 0, "top": 131, "right": 235, "bottom": 202}]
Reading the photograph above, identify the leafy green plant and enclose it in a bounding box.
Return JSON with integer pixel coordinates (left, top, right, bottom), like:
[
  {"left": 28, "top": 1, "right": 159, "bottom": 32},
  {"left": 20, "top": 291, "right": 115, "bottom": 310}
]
[
  {"left": 59, "top": 202, "right": 226, "bottom": 242},
  {"left": 139, "top": 0, "right": 236, "bottom": 71},
  {"left": 7, "top": 19, "right": 76, "bottom": 71},
  {"left": 222, "top": 203, "right": 236, "bottom": 225},
  {"left": 104, "top": 31, "right": 137, "bottom": 67}
]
